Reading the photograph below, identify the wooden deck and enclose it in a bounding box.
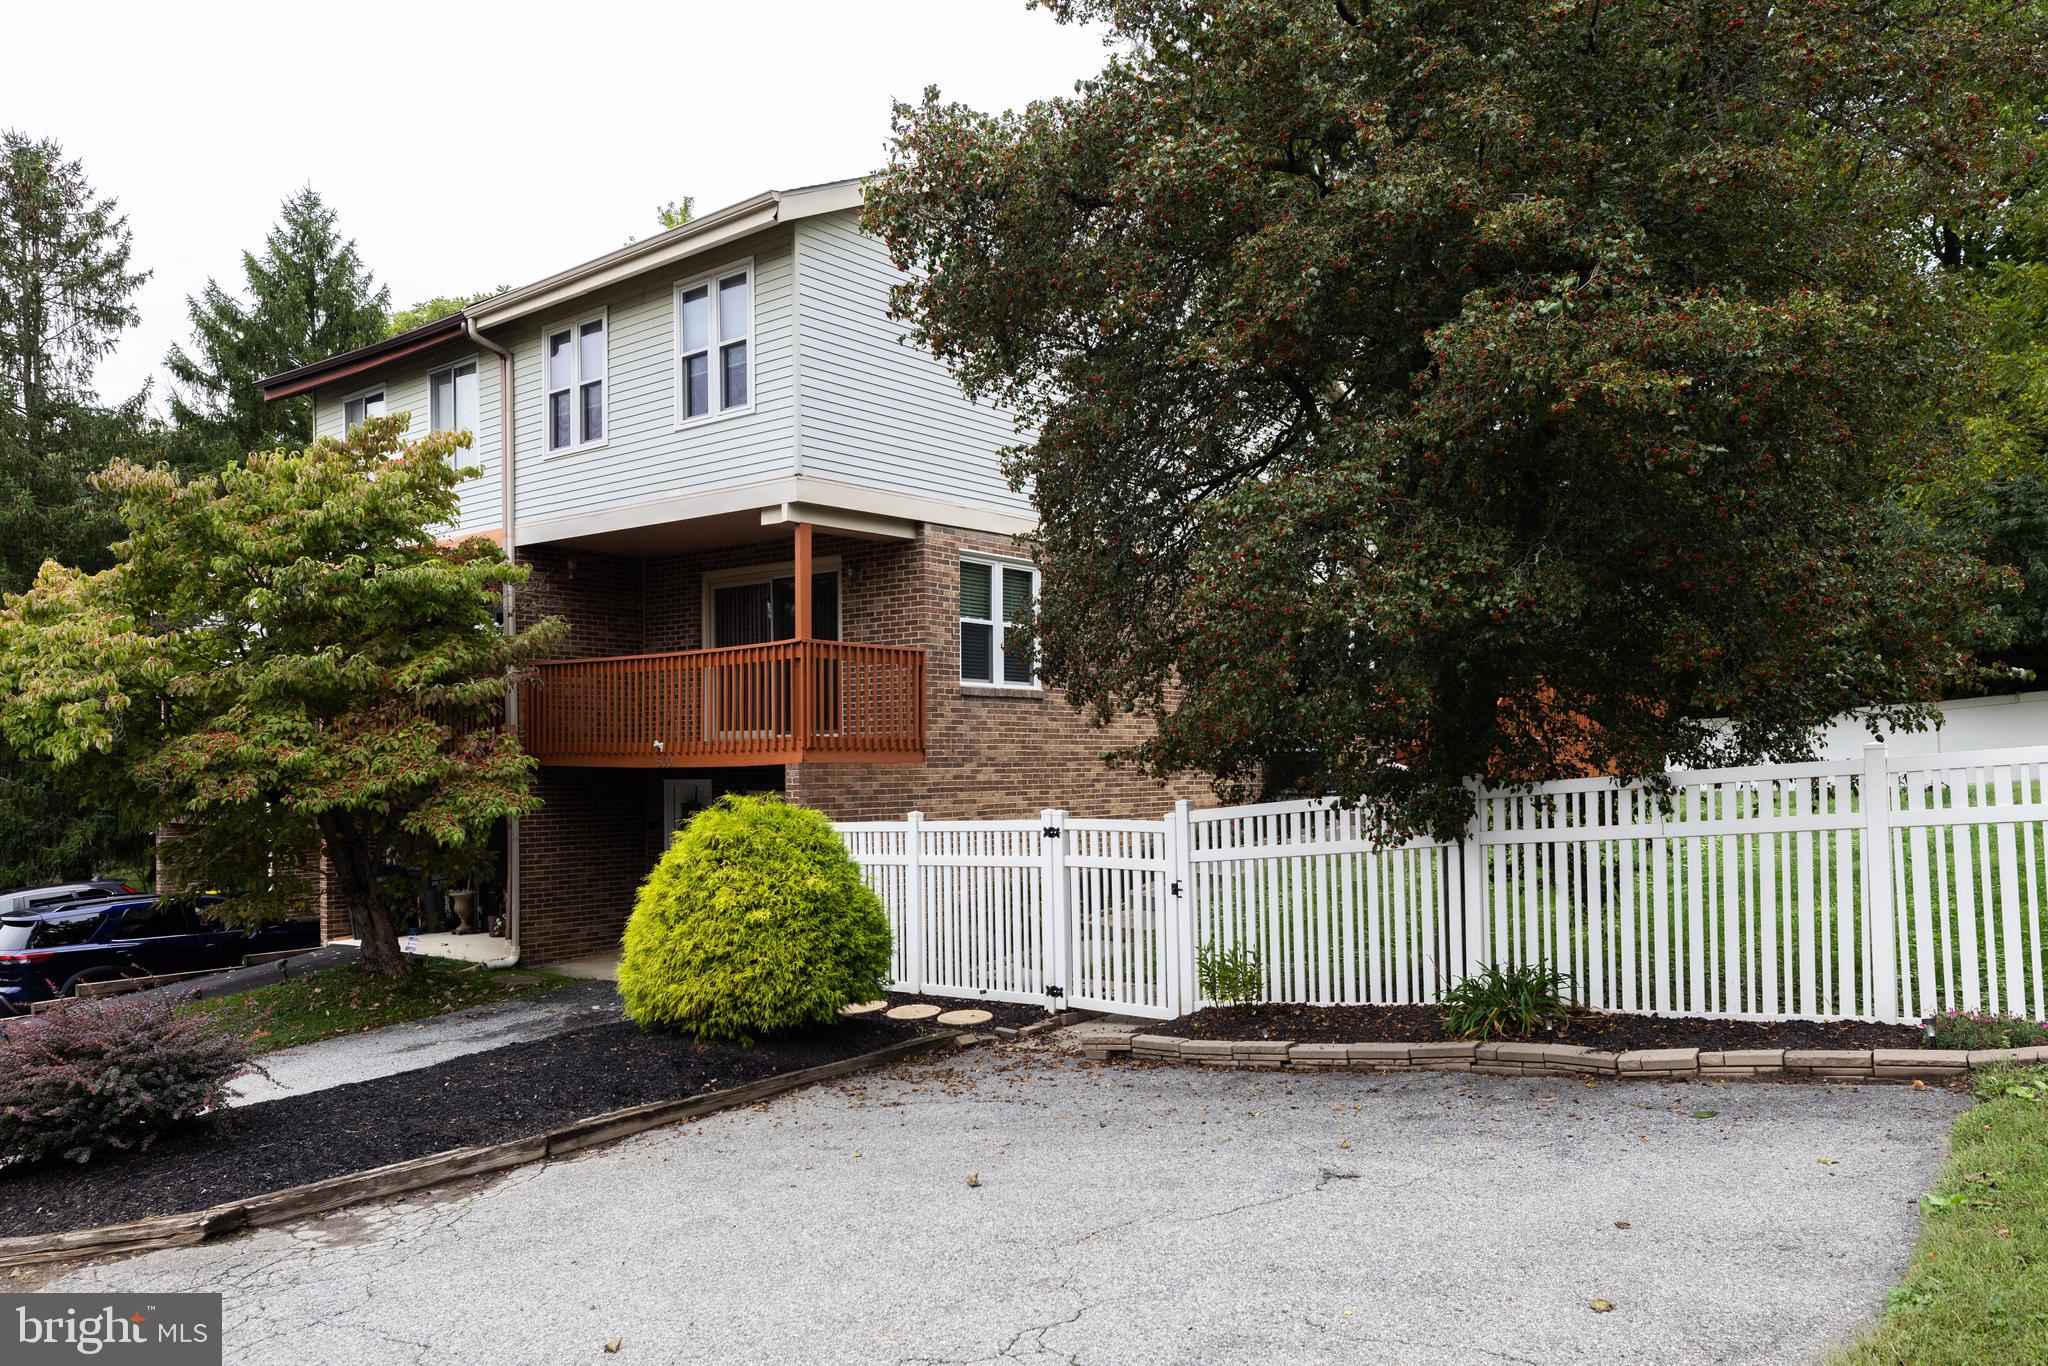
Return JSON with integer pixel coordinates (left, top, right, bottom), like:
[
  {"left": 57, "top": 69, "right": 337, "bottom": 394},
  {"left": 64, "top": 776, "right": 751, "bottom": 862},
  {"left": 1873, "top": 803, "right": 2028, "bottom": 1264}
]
[{"left": 519, "top": 639, "right": 926, "bottom": 767}]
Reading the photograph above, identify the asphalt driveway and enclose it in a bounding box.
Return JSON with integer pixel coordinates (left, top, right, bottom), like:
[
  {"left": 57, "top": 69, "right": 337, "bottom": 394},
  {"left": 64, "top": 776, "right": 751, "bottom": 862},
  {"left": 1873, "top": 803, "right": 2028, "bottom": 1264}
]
[{"left": 41, "top": 1038, "right": 1960, "bottom": 1364}]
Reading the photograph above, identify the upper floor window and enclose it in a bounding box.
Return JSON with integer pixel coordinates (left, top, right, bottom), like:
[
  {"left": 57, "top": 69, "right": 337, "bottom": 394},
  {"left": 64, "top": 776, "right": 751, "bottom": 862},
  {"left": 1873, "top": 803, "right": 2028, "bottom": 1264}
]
[
  {"left": 675, "top": 260, "right": 752, "bottom": 423},
  {"left": 546, "top": 313, "right": 606, "bottom": 453},
  {"left": 342, "top": 389, "right": 386, "bottom": 431},
  {"left": 430, "top": 360, "right": 479, "bottom": 440},
  {"left": 959, "top": 557, "right": 1039, "bottom": 688}
]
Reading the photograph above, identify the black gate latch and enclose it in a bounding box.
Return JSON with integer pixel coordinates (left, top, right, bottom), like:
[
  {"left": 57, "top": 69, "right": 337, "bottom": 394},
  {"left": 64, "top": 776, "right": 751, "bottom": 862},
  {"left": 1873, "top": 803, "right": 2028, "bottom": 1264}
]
[{"left": 1043, "top": 824, "right": 1063, "bottom": 839}]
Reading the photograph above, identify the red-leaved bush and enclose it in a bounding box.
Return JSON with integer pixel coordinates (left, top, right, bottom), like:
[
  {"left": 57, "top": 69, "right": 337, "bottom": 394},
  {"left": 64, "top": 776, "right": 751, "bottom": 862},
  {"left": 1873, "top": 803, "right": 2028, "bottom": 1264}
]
[{"left": 0, "top": 997, "right": 254, "bottom": 1167}]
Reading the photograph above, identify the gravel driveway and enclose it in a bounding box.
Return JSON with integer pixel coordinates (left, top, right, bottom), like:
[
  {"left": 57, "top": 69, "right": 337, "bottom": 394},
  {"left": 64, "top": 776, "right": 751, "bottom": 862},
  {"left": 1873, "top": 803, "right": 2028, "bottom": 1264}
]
[{"left": 40, "top": 1037, "right": 1960, "bottom": 1364}]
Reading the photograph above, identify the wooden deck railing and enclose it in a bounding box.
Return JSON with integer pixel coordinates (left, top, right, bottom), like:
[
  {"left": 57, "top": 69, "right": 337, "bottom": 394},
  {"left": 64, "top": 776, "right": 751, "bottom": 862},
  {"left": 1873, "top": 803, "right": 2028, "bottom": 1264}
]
[{"left": 519, "top": 640, "right": 926, "bottom": 767}]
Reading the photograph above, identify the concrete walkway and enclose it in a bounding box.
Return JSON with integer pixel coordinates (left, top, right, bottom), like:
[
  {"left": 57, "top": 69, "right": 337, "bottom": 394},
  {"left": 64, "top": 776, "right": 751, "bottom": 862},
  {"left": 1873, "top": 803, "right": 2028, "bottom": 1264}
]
[
  {"left": 228, "top": 979, "right": 621, "bottom": 1106},
  {"left": 54, "top": 1038, "right": 1961, "bottom": 1363}
]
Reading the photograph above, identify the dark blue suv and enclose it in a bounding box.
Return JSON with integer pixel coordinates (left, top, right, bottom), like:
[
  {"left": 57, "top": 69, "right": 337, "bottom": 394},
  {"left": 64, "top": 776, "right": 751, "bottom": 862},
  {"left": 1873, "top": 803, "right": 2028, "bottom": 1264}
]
[{"left": 0, "top": 894, "right": 319, "bottom": 1013}]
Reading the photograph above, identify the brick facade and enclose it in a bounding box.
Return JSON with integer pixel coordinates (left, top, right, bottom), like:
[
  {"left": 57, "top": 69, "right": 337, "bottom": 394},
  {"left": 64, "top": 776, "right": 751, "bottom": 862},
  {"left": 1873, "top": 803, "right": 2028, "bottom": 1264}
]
[{"left": 506, "top": 522, "right": 1210, "bottom": 963}]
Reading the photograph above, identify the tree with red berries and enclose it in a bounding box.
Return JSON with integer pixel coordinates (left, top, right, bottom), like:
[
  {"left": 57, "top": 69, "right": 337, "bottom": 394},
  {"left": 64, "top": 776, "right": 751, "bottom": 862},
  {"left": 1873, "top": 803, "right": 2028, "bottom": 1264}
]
[{"left": 868, "top": 0, "right": 2047, "bottom": 837}]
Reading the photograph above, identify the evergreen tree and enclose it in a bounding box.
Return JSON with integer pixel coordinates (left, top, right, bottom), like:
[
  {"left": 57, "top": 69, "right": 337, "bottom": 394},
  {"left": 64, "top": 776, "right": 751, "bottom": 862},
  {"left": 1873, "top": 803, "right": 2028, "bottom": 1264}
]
[
  {"left": 0, "top": 130, "right": 152, "bottom": 592},
  {"left": 165, "top": 187, "right": 388, "bottom": 466},
  {"left": 0, "top": 131, "right": 156, "bottom": 885}
]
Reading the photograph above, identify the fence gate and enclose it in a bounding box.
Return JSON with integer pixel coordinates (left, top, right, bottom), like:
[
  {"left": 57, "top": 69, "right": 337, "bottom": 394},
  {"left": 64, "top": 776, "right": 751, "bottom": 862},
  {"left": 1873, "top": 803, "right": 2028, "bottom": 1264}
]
[{"left": 1049, "top": 811, "right": 1182, "bottom": 1019}]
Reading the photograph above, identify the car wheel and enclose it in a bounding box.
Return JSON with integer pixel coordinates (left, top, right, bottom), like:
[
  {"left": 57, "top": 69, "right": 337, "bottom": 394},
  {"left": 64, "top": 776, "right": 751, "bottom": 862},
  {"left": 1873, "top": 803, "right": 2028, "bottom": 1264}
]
[{"left": 61, "top": 967, "right": 125, "bottom": 999}]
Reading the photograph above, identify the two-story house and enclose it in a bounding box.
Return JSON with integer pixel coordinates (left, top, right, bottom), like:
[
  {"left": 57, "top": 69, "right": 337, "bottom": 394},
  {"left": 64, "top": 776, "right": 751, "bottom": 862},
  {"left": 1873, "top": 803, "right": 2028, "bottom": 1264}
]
[{"left": 258, "top": 180, "right": 1206, "bottom": 965}]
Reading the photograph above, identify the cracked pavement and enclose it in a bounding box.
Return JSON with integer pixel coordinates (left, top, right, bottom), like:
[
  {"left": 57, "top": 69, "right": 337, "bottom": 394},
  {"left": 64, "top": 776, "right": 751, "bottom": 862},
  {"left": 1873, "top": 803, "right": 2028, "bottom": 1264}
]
[{"left": 39, "top": 1039, "right": 1960, "bottom": 1364}]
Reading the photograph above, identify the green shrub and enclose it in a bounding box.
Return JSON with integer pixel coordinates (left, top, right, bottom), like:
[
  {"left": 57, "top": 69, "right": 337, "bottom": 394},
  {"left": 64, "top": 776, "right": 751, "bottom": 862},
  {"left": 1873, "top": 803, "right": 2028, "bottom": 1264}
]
[
  {"left": 1196, "top": 941, "right": 1265, "bottom": 1006},
  {"left": 0, "top": 996, "right": 254, "bottom": 1167},
  {"left": 617, "top": 794, "right": 893, "bottom": 1043},
  {"left": 1926, "top": 1008, "right": 2048, "bottom": 1052},
  {"left": 1440, "top": 962, "right": 1571, "bottom": 1040}
]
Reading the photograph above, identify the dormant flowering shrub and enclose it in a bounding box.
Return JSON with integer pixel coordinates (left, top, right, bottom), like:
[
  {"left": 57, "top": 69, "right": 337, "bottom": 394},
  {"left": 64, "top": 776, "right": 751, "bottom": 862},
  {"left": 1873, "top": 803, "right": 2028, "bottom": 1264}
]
[{"left": 0, "top": 997, "right": 253, "bottom": 1166}]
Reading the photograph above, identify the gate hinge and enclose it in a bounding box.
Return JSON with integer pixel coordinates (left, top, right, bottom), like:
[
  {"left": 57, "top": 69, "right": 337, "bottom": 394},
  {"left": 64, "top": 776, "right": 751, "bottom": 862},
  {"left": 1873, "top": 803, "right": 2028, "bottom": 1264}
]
[
  {"left": 1043, "top": 824, "right": 1062, "bottom": 839},
  {"left": 1047, "top": 985, "right": 1064, "bottom": 1000}
]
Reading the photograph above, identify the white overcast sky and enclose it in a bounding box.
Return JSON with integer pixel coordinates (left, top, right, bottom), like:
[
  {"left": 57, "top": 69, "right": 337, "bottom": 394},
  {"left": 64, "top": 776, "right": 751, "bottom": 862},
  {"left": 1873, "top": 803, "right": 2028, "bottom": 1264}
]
[{"left": 4, "top": 0, "right": 1110, "bottom": 412}]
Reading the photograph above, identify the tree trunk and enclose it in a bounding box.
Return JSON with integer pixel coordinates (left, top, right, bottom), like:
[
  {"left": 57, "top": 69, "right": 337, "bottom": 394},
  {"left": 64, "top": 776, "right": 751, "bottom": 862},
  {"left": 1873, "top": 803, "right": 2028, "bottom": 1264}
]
[{"left": 319, "top": 815, "right": 409, "bottom": 979}]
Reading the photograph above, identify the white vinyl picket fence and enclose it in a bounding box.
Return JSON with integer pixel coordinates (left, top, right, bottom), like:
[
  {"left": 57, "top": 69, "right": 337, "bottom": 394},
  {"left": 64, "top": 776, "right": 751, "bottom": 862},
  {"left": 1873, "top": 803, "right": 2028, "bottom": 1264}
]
[{"left": 838, "top": 742, "right": 2048, "bottom": 1024}]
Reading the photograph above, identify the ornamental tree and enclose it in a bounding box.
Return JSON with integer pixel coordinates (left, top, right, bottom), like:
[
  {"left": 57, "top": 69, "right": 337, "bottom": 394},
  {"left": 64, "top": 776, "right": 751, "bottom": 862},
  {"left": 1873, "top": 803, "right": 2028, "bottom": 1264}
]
[
  {"left": 0, "top": 416, "right": 563, "bottom": 976},
  {"left": 867, "top": 0, "right": 2046, "bottom": 838}
]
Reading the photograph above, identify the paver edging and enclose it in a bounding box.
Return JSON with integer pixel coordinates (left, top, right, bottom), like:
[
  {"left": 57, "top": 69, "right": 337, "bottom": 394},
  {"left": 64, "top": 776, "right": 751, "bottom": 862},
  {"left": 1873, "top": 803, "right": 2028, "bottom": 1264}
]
[
  {"left": 0, "top": 1030, "right": 966, "bottom": 1270},
  {"left": 1077, "top": 1034, "right": 2046, "bottom": 1084}
]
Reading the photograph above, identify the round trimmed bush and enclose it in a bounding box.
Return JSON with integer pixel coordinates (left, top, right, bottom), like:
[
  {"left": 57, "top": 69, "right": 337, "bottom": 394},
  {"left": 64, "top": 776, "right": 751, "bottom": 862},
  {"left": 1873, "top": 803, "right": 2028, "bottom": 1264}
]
[{"left": 617, "top": 794, "right": 893, "bottom": 1042}]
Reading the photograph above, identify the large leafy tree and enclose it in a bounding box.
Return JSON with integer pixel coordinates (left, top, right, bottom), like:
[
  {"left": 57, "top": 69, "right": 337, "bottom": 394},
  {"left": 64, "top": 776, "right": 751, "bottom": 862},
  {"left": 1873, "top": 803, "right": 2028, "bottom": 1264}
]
[
  {"left": 0, "top": 418, "right": 563, "bottom": 975},
  {"left": 388, "top": 289, "right": 504, "bottom": 336},
  {"left": 868, "top": 0, "right": 2045, "bottom": 837},
  {"left": 165, "top": 187, "right": 388, "bottom": 466}
]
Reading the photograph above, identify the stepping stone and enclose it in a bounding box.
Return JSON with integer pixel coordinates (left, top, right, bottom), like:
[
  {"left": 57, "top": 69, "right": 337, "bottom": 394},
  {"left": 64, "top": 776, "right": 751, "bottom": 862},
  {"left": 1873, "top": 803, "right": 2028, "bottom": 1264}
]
[
  {"left": 885, "top": 1003, "right": 943, "bottom": 1021},
  {"left": 937, "top": 1009, "right": 994, "bottom": 1027},
  {"left": 839, "top": 1000, "right": 889, "bottom": 1016}
]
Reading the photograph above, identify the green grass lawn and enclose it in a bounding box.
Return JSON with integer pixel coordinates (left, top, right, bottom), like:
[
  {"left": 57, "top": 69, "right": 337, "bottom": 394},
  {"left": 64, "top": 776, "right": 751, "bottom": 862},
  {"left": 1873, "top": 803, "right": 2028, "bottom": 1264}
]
[
  {"left": 186, "top": 955, "right": 579, "bottom": 1055},
  {"left": 1837, "top": 1066, "right": 2048, "bottom": 1365}
]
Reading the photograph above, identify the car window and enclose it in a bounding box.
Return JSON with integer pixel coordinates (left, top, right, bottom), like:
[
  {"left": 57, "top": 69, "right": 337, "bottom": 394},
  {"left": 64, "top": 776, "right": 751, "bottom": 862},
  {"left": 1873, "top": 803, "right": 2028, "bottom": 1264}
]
[
  {"left": 0, "top": 921, "right": 33, "bottom": 952},
  {"left": 115, "top": 901, "right": 196, "bottom": 939},
  {"left": 29, "top": 915, "right": 105, "bottom": 949}
]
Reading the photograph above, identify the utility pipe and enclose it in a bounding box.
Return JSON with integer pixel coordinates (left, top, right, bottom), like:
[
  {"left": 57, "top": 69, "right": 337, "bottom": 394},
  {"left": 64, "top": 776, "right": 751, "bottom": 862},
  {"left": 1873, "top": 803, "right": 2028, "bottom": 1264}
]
[{"left": 466, "top": 315, "right": 522, "bottom": 969}]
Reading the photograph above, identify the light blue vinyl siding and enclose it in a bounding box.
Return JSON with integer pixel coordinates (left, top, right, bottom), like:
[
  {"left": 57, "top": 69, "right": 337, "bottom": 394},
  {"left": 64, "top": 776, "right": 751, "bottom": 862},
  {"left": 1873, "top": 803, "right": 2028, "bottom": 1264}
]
[
  {"left": 510, "top": 226, "right": 798, "bottom": 528},
  {"left": 791, "top": 213, "right": 1027, "bottom": 518},
  {"left": 310, "top": 345, "right": 503, "bottom": 539},
  {"left": 302, "top": 207, "right": 1027, "bottom": 543}
]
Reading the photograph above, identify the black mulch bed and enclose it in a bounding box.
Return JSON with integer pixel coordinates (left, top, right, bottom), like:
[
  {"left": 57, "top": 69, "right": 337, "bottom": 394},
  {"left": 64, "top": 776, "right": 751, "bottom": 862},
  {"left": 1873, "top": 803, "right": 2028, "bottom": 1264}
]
[
  {"left": 1155, "top": 1002, "right": 1925, "bottom": 1051},
  {"left": 0, "top": 1012, "right": 951, "bottom": 1239},
  {"left": 882, "top": 992, "right": 1048, "bottom": 1031}
]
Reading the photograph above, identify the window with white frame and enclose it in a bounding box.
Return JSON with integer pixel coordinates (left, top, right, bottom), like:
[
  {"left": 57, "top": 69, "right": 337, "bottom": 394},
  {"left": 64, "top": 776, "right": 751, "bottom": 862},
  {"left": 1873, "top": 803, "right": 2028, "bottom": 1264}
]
[
  {"left": 342, "top": 389, "right": 386, "bottom": 431},
  {"left": 429, "top": 360, "right": 479, "bottom": 438},
  {"left": 959, "top": 557, "right": 1039, "bottom": 687},
  {"left": 544, "top": 314, "right": 606, "bottom": 452},
  {"left": 675, "top": 261, "right": 751, "bottom": 422}
]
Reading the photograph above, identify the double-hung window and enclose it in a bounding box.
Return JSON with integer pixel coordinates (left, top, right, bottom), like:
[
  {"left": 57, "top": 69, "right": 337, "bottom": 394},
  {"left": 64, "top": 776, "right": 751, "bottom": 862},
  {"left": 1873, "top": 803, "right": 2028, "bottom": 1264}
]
[
  {"left": 342, "top": 389, "right": 386, "bottom": 431},
  {"left": 675, "top": 261, "right": 751, "bottom": 423},
  {"left": 959, "top": 557, "right": 1039, "bottom": 688},
  {"left": 545, "top": 313, "right": 606, "bottom": 453},
  {"left": 429, "top": 361, "right": 479, "bottom": 438}
]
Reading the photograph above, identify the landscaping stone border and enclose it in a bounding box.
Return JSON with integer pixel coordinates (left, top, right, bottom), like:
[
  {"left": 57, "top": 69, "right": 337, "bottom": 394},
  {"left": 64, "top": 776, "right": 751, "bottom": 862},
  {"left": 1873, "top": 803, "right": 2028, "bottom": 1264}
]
[
  {"left": 0, "top": 1029, "right": 977, "bottom": 1270},
  {"left": 1080, "top": 1029, "right": 2048, "bottom": 1083}
]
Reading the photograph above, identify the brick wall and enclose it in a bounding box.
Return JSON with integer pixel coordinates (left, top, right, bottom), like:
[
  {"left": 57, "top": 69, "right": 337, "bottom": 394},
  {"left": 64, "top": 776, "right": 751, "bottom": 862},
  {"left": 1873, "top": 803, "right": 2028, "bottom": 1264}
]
[
  {"left": 515, "top": 544, "right": 645, "bottom": 656},
  {"left": 786, "top": 525, "right": 1211, "bottom": 822},
  {"left": 506, "top": 523, "right": 1210, "bottom": 963},
  {"left": 514, "top": 767, "right": 662, "bottom": 965}
]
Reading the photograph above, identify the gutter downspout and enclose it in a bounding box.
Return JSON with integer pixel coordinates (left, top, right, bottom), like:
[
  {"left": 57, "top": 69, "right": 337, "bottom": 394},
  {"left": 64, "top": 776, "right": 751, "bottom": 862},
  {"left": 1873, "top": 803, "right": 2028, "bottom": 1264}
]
[{"left": 467, "top": 315, "right": 522, "bottom": 970}]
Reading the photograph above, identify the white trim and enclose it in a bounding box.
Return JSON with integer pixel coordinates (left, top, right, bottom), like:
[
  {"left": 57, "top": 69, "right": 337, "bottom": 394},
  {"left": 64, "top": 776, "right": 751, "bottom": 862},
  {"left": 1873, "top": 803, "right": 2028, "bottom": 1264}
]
[
  {"left": 465, "top": 183, "right": 860, "bottom": 328},
  {"left": 540, "top": 307, "right": 609, "bottom": 457},
  {"left": 511, "top": 476, "right": 1036, "bottom": 548},
  {"left": 698, "top": 556, "right": 845, "bottom": 648},
  {"left": 340, "top": 384, "right": 390, "bottom": 433},
  {"left": 427, "top": 354, "right": 482, "bottom": 436},
  {"left": 958, "top": 552, "right": 1040, "bottom": 690},
  {"left": 672, "top": 256, "right": 757, "bottom": 429},
  {"left": 759, "top": 502, "right": 916, "bottom": 541}
]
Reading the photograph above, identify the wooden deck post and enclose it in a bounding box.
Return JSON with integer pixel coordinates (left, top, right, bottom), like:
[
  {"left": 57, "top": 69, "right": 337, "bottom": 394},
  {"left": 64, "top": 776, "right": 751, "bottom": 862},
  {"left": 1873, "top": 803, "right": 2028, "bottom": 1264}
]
[{"left": 793, "top": 522, "right": 813, "bottom": 756}]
